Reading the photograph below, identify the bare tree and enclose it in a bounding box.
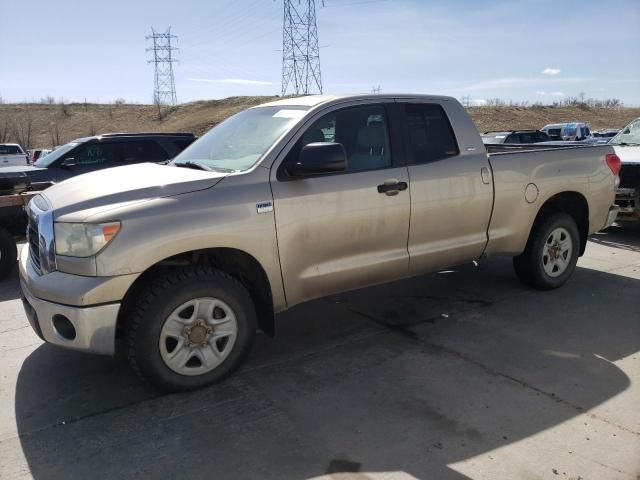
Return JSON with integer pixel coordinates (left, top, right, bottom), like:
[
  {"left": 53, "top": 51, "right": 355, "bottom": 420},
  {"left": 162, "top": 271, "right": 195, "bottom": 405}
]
[
  {"left": 10, "top": 113, "right": 33, "bottom": 149},
  {"left": 58, "top": 98, "right": 71, "bottom": 117},
  {"left": 49, "top": 121, "right": 63, "bottom": 148},
  {"left": 0, "top": 115, "right": 11, "bottom": 142}
]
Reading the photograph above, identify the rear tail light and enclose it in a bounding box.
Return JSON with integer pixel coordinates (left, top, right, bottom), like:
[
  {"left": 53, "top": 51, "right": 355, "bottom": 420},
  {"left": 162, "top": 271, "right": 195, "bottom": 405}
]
[{"left": 605, "top": 153, "right": 621, "bottom": 176}]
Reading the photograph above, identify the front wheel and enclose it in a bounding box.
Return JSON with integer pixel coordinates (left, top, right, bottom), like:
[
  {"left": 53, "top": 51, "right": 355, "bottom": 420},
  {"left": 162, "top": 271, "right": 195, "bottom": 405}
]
[
  {"left": 126, "top": 266, "right": 257, "bottom": 392},
  {"left": 513, "top": 212, "right": 580, "bottom": 290}
]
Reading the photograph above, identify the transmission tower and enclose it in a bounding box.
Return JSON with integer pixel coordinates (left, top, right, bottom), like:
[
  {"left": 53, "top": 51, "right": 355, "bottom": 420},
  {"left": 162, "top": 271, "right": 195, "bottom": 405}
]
[
  {"left": 281, "top": 0, "right": 323, "bottom": 96},
  {"left": 146, "top": 27, "right": 178, "bottom": 105}
]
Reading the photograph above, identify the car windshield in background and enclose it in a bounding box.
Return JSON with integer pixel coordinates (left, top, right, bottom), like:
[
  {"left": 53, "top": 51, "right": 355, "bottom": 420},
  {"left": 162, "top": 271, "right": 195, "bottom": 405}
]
[
  {"left": 610, "top": 119, "right": 640, "bottom": 146},
  {"left": 172, "top": 106, "right": 308, "bottom": 172},
  {"left": 34, "top": 142, "right": 79, "bottom": 167}
]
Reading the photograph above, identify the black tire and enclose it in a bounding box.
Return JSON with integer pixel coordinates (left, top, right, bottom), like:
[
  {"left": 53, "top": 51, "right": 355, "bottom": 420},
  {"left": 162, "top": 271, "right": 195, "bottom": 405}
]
[
  {"left": 126, "top": 266, "right": 257, "bottom": 392},
  {"left": 0, "top": 227, "right": 18, "bottom": 281},
  {"left": 513, "top": 212, "right": 580, "bottom": 290}
]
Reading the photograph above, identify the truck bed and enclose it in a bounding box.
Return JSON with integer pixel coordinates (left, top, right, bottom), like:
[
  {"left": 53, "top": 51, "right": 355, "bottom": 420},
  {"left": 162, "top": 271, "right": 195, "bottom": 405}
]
[{"left": 485, "top": 143, "right": 615, "bottom": 256}]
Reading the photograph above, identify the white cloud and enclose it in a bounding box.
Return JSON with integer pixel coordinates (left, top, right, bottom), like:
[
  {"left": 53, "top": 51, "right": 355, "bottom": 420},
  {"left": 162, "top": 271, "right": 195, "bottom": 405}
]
[
  {"left": 542, "top": 68, "right": 561, "bottom": 76},
  {"left": 536, "top": 91, "right": 546, "bottom": 96},
  {"left": 551, "top": 91, "right": 565, "bottom": 96},
  {"left": 187, "top": 77, "right": 273, "bottom": 86}
]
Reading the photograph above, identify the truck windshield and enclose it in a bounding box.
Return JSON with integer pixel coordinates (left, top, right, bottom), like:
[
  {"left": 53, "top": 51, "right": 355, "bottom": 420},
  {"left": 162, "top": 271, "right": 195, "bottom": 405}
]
[
  {"left": 172, "top": 106, "right": 308, "bottom": 172},
  {"left": 34, "top": 142, "right": 79, "bottom": 167},
  {"left": 610, "top": 119, "right": 640, "bottom": 146}
]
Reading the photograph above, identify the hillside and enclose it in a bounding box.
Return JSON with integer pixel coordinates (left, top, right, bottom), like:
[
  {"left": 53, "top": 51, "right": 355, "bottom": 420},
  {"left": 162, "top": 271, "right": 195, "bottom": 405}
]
[{"left": 1, "top": 97, "right": 638, "bottom": 149}]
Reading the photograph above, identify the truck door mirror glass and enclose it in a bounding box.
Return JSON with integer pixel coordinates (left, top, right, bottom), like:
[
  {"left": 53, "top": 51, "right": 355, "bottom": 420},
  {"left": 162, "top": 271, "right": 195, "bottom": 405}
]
[{"left": 289, "top": 142, "right": 347, "bottom": 177}]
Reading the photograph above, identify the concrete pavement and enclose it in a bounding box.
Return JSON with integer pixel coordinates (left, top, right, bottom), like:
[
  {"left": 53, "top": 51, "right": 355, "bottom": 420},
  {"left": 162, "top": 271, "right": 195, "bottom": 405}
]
[{"left": 0, "top": 225, "right": 638, "bottom": 479}]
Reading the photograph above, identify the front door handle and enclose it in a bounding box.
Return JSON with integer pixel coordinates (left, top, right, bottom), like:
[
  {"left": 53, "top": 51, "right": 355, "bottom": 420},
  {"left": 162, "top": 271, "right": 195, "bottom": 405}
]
[{"left": 377, "top": 180, "right": 408, "bottom": 196}]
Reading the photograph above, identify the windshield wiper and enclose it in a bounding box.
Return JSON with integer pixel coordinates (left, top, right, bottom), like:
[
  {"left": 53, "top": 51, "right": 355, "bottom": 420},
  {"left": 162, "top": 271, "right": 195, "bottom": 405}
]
[
  {"left": 173, "top": 161, "right": 213, "bottom": 171},
  {"left": 614, "top": 142, "right": 640, "bottom": 146}
]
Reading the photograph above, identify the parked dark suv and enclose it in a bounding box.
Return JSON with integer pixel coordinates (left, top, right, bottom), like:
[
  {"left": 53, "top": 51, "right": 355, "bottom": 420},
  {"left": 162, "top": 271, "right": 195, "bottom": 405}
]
[
  {"left": 0, "top": 132, "right": 196, "bottom": 184},
  {"left": 481, "top": 130, "right": 551, "bottom": 145},
  {"left": 0, "top": 133, "right": 195, "bottom": 278}
]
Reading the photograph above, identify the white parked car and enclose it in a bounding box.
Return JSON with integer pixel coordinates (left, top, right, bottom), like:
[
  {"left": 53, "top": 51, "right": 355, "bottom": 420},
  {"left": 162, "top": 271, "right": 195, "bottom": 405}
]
[{"left": 0, "top": 144, "right": 29, "bottom": 167}]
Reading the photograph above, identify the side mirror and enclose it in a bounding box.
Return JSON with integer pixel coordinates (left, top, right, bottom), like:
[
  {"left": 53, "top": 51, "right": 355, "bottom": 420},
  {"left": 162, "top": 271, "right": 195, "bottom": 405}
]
[
  {"left": 61, "top": 157, "right": 76, "bottom": 168},
  {"left": 622, "top": 129, "right": 630, "bottom": 135},
  {"left": 288, "top": 142, "right": 347, "bottom": 177}
]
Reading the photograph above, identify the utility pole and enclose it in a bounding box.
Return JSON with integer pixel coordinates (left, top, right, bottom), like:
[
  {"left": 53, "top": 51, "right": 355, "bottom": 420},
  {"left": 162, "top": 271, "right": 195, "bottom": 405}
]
[
  {"left": 146, "top": 27, "right": 178, "bottom": 111},
  {"left": 281, "top": 0, "right": 323, "bottom": 96},
  {"left": 460, "top": 95, "right": 471, "bottom": 108},
  {"left": 372, "top": 85, "right": 381, "bottom": 94}
]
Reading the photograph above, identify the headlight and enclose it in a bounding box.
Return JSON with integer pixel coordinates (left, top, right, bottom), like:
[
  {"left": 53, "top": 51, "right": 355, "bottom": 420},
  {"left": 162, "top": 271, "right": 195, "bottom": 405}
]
[{"left": 54, "top": 222, "right": 121, "bottom": 257}]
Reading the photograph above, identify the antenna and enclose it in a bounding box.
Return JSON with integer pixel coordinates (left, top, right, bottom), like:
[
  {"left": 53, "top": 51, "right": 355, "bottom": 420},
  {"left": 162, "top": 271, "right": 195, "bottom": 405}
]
[
  {"left": 281, "top": 1, "right": 323, "bottom": 96},
  {"left": 146, "top": 27, "right": 178, "bottom": 106}
]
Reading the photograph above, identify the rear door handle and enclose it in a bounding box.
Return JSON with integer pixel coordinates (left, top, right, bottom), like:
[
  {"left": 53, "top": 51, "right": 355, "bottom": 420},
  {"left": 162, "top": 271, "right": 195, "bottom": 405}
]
[
  {"left": 377, "top": 180, "right": 408, "bottom": 195},
  {"left": 481, "top": 167, "right": 491, "bottom": 184}
]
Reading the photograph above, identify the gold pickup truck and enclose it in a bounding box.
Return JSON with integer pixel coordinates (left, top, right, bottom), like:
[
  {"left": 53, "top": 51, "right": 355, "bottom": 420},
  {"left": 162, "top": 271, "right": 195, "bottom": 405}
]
[{"left": 19, "top": 94, "right": 620, "bottom": 391}]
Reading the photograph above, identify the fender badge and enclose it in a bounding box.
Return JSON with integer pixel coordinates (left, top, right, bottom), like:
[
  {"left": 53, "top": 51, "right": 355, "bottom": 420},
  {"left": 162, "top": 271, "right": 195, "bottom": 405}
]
[{"left": 256, "top": 201, "right": 273, "bottom": 214}]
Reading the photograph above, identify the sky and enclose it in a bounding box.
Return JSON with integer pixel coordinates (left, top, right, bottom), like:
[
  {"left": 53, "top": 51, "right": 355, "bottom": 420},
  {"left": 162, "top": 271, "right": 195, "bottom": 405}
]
[{"left": 1, "top": 0, "right": 639, "bottom": 105}]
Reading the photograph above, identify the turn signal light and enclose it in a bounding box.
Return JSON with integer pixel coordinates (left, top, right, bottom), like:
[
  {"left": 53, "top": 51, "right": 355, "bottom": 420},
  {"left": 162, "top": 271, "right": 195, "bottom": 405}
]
[{"left": 605, "top": 153, "right": 621, "bottom": 176}]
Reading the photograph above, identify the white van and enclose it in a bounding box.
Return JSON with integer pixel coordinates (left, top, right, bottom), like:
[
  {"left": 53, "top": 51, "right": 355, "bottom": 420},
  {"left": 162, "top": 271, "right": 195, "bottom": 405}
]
[{"left": 541, "top": 122, "right": 590, "bottom": 141}]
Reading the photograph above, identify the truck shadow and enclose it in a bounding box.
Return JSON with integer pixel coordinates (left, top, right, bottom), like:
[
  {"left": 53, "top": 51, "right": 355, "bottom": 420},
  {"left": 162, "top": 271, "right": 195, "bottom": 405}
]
[
  {"left": 0, "top": 263, "right": 20, "bottom": 302},
  {"left": 12, "top": 257, "right": 640, "bottom": 479},
  {"left": 590, "top": 222, "right": 640, "bottom": 252}
]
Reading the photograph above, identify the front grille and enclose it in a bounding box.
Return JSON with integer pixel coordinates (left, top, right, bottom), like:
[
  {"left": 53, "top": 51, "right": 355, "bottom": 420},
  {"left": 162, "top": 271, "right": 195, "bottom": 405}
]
[{"left": 27, "top": 217, "right": 41, "bottom": 271}]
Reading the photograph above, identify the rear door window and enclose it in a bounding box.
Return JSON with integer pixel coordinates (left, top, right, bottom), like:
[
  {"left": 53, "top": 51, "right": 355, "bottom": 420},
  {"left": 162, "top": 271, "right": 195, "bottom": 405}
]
[
  {"left": 404, "top": 104, "right": 459, "bottom": 164},
  {"left": 120, "top": 140, "right": 169, "bottom": 164}
]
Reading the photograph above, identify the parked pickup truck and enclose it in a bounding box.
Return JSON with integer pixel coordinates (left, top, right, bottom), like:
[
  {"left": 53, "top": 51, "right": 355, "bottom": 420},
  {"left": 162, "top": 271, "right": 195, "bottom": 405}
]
[
  {"left": 19, "top": 94, "right": 620, "bottom": 391},
  {"left": 608, "top": 117, "right": 640, "bottom": 221},
  {"left": 0, "top": 144, "right": 29, "bottom": 166}
]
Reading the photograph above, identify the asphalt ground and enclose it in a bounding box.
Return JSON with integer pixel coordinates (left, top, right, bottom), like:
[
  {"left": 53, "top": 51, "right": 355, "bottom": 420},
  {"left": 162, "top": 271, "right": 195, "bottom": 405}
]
[{"left": 0, "top": 224, "right": 639, "bottom": 480}]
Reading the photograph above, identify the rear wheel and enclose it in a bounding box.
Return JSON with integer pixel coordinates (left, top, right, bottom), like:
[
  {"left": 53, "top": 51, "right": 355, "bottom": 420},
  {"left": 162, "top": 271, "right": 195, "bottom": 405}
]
[
  {"left": 513, "top": 212, "right": 580, "bottom": 290},
  {"left": 126, "top": 266, "right": 257, "bottom": 392},
  {"left": 0, "top": 227, "right": 18, "bottom": 280}
]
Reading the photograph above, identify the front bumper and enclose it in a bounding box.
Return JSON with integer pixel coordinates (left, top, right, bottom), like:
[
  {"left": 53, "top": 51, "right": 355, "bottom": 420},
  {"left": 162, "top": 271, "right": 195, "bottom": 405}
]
[
  {"left": 21, "top": 283, "right": 120, "bottom": 355},
  {"left": 19, "top": 247, "right": 122, "bottom": 356}
]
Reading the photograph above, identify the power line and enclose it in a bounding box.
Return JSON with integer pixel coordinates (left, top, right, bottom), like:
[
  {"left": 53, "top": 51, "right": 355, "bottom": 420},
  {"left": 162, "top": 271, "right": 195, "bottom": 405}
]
[
  {"left": 281, "top": 0, "right": 323, "bottom": 96},
  {"left": 146, "top": 27, "right": 178, "bottom": 106}
]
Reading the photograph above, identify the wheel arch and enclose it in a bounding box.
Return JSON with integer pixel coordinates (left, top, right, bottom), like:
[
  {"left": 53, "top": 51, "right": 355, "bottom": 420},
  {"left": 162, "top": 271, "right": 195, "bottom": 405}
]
[
  {"left": 529, "top": 191, "right": 589, "bottom": 255},
  {"left": 116, "top": 247, "right": 275, "bottom": 346}
]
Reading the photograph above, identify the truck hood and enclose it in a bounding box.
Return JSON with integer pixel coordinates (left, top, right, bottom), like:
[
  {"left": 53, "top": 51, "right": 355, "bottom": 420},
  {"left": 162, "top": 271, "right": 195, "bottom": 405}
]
[
  {"left": 613, "top": 145, "right": 640, "bottom": 165},
  {"left": 42, "top": 163, "right": 226, "bottom": 218}
]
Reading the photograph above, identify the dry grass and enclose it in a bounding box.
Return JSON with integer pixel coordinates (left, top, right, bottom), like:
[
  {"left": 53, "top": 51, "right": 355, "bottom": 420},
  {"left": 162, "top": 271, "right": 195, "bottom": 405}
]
[{"left": 1, "top": 97, "right": 638, "bottom": 149}]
